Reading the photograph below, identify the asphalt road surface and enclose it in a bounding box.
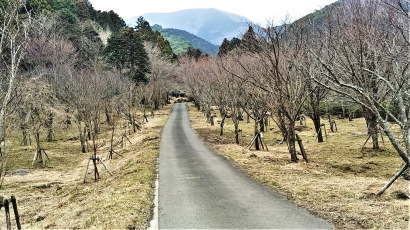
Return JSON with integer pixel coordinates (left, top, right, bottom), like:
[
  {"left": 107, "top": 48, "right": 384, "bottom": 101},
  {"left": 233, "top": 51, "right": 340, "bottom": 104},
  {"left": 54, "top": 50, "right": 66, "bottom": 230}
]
[{"left": 158, "top": 103, "right": 332, "bottom": 229}]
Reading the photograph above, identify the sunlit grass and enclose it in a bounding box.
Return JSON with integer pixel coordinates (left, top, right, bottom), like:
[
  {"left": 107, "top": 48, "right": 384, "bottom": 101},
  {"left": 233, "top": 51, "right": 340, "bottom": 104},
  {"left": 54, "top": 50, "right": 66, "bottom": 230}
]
[
  {"left": 187, "top": 103, "right": 409, "bottom": 229},
  {"left": 1, "top": 106, "right": 171, "bottom": 229}
]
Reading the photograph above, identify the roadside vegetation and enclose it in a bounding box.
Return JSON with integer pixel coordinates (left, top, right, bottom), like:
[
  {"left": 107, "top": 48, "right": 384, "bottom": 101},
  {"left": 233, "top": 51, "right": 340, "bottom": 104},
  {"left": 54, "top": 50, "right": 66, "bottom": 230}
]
[
  {"left": 0, "top": 0, "right": 177, "bottom": 228},
  {"left": 179, "top": 0, "right": 410, "bottom": 229},
  {"left": 2, "top": 108, "right": 170, "bottom": 228},
  {"left": 188, "top": 104, "right": 408, "bottom": 229}
]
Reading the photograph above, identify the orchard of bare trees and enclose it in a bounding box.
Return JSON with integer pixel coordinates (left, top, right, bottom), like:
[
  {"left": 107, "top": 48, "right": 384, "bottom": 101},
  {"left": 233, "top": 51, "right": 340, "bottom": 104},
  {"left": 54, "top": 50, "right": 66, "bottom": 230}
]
[
  {"left": 180, "top": 0, "right": 409, "bottom": 195},
  {"left": 0, "top": 0, "right": 175, "bottom": 186}
]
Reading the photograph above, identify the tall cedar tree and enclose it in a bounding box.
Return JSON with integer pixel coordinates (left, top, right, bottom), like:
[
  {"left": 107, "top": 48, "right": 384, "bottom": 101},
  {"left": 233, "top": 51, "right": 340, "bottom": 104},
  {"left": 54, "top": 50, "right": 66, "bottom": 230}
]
[
  {"left": 218, "top": 38, "right": 241, "bottom": 56},
  {"left": 135, "top": 17, "right": 176, "bottom": 60},
  {"left": 104, "top": 27, "right": 150, "bottom": 83}
]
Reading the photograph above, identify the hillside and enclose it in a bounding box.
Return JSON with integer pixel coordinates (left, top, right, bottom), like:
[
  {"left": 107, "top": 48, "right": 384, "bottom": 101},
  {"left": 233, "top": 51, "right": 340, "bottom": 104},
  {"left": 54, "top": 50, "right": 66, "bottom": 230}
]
[
  {"left": 152, "top": 25, "right": 219, "bottom": 55},
  {"left": 128, "top": 8, "right": 251, "bottom": 45},
  {"left": 292, "top": 0, "right": 342, "bottom": 26}
]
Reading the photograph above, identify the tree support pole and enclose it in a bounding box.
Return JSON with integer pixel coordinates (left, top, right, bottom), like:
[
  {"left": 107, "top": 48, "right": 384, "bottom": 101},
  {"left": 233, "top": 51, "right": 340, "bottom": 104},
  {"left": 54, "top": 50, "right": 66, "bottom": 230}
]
[{"left": 377, "top": 163, "right": 409, "bottom": 196}]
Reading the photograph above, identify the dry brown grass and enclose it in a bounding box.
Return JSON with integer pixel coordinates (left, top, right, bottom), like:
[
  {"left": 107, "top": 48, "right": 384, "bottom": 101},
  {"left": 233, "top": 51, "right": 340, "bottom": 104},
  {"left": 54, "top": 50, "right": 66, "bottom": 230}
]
[
  {"left": 187, "top": 103, "right": 409, "bottom": 229},
  {"left": 0, "top": 107, "right": 171, "bottom": 229}
]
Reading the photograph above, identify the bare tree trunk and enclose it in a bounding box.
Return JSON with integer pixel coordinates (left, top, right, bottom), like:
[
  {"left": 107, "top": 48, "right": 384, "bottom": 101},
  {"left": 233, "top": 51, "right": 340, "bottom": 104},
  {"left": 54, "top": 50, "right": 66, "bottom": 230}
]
[
  {"left": 91, "top": 133, "right": 99, "bottom": 182},
  {"left": 194, "top": 102, "right": 200, "bottom": 111},
  {"left": 254, "top": 121, "right": 261, "bottom": 151},
  {"left": 77, "top": 123, "right": 87, "bottom": 153},
  {"left": 94, "top": 112, "right": 100, "bottom": 134},
  {"left": 233, "top": 118, "right": 240, "bottom": 144},
  {"left": 287, "top": 121, "right": 298, "bottom": 162},
  {"left": 310, "top": 99, "right": 324, "bottom": 143},
  {"left": 105, "top": 107, "right": 113, "bottom": 126},
  {"left": 259, "top": 118, "right": 265, "bottom": 132},
  {"left": 363, "top": 107, "right": 379, "bottom": 150},
  {"left": 220, "top": 114, "right": 226, "bottom": 136},
  {"left": 154, "top": 99, "right": 160, "bottom": 110},
  {"left": 19, "top": 111, "right": 31, "bottom": 146},
  {"left": 21, "top": 128, "right": 31, "bottom": 146},
  {"left": 312, "top": 115, "right": 324, "bottom": 143},
  {"left": 32, "top": 132, "right": 43, "bottom": 166},
  {"left": 143, "top": 109, "right": 149, "bottom": 123},
  {"left": 45, "top": 112, "right": 54, "bottom": 142},
  {"left": 273, "top": 113, "right": 288, "bottom": 144}
]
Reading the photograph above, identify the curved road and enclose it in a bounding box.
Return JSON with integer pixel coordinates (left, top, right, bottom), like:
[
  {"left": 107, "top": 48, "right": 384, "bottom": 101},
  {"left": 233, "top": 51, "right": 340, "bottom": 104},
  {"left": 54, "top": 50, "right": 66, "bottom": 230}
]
[{"left": 158, "top": 103, "right": 331, "bottom": 229}]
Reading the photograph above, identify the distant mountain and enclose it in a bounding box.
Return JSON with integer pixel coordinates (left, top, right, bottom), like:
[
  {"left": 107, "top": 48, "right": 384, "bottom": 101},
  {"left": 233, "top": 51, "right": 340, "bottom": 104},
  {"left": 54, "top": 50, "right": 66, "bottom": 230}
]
[
  {"left": 128, "top": 8, "right": 251, "bottom": 45},
  {"left": 152, "top": 25, "right": 219, "bottom": 55}
]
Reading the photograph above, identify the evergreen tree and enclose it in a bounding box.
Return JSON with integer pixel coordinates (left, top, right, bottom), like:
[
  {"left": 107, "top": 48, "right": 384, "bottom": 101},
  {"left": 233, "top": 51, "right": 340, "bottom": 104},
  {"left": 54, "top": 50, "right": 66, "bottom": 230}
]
[
  {"left": 104, "top": 28, "right": 150, "bottom": 83},
  {"left": 185, "top": 47, "right": 207, "bottom": 61},
  {"left": 241, "top": 26, "right": 260, "bottom": 52},
  {"left": 135, "top": 17, "right": 176, "bottom": 60},
  {"left": 218, "top": 38, "right": 230, "bottom": 56},
  {"left": 218, "top": 37, "right": 242, "bottom": 56},
  {"left": 94, "top": 10, "right": 126, "bottom": 32}
]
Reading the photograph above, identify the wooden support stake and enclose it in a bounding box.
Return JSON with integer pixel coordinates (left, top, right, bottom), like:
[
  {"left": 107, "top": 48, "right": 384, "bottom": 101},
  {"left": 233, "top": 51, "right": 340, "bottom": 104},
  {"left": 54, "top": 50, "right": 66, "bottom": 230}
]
[
  {"left": 3, "top": 199, "right": 11, "bottom": 230},
  {"left": 260, "top": 136, "right": 269, "bottom": 151},
  {"left": 10, "top": 196, "right": 21, "bottom": 230},
  {"left": 247, "top": 134, "right": 258, "bottom": 149},
  {"left": 296, "top": 134, "right": 308, "bottom": 163},
  {"left": 83, "top": 158, "right": 91, "bottom": 183},
  {"left": 92, "top": 157, "right": 99, "bottom": 181},
  {"left": 361, "top": 135, "right": 371, "bottom": 152},
  {"left": 98, "top": 158, "right": 113, "bottom": 176}
]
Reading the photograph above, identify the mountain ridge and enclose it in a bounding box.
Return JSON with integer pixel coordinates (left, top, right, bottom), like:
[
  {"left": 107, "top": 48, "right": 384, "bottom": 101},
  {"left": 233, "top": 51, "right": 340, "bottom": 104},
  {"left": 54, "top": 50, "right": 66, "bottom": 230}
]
[
  {"left": 127, "top": 8, "right": 252, "bottom": 45},
  {"left": 152, "top": 25, "right": 219, "bottom": 55}
]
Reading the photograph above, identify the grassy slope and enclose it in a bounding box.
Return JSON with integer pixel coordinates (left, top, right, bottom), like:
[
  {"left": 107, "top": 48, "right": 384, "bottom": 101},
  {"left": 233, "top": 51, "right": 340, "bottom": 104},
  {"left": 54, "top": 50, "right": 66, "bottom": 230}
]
[
  {"left": 162, "top": 34, "right": 192, "bottom": 55},
  {"left": 187, "top": 103, "right": 409, "bottom": 229},
  {"left": 161, "top": 28, "right": 219, "bottom": 55},
  {"left": 152, "top": 25, "right": 219, "bottom": 55},
  {"left": 1, "top": 106, "right": 171, "bottom": 229}
]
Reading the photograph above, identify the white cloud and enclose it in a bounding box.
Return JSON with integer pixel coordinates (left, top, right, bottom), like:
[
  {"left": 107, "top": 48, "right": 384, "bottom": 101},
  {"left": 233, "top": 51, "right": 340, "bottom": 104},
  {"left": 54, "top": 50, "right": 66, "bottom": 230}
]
[{"left": 89, "top": 0, "right": 338, "bottom": 24}]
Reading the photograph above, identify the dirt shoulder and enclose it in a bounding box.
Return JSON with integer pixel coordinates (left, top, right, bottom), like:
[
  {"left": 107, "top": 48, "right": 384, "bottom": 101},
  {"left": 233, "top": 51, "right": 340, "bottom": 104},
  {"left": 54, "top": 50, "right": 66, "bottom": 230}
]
[
  {"left": 187, "top": 103, "right": 409, "bottom": 229},
  {"left": 0, "top": 107, "right": 171, "bottom": 229}
]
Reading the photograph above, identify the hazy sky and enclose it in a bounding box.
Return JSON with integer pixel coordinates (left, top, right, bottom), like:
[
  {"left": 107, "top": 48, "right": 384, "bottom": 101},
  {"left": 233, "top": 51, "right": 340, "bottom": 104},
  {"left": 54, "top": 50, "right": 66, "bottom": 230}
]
[{"left": 89, "top": 0, "right": 338, "bottom": 24}]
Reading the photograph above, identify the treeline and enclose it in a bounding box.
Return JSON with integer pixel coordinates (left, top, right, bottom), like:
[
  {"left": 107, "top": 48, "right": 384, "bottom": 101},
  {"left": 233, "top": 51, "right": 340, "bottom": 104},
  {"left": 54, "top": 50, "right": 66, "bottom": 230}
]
[
  {"left": 0, "top": 0, "right": 177, "bottom": 184},
  {"left": 180, "top": 0, "right": 409, "bottom": 195}
]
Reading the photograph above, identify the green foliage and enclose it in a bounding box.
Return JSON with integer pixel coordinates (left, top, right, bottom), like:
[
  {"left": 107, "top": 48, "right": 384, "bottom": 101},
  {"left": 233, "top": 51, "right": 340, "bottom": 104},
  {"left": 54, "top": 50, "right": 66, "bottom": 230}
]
[
  {"left": 50, "top": 0, "right": 78, "bottom": 24},
  {"left": 320, "top": 102, "right": 363, "bottom": 118},
  {"left": 93, "top": 10, "right": 126, "bottom": 32},
  {"left": 183, "top": 47, "right": 208, "bottom": 61},
  {"left": 26, "top": 0, "right": 53, "bottom": 14},
  {"left": 153, "top": 26, "right": 219, "bottom": 55},
  {"left": 218, "top": 38, "right": 241, "bottom": 56},
  {"left": 163, "top": 35, "right": 192, "bottom": 55},
  {"left": 104, "top": 28, "right": 150, "bottom": 83},
  {"left": 135, "top": 17, "right": 176, "bottom": 60}
]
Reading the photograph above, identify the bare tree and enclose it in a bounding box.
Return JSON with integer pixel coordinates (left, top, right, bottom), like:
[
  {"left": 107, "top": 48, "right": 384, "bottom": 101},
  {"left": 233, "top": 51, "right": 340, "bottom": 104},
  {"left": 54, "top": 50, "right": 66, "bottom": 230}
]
[
  {"left": 19, "top": 79, "right": 55, "bottom": 166},
  {"left": 222, "top": 24, "right": 309, "bottom": 161},
  {"left": 0, "top": 0, "right": 32, "bottom": 186},
  {"left": 311, "top": 0, "right": 410, "bottom": 194},
  {"left": 145, "top": 44, "right": 176, "bottom": 111}
]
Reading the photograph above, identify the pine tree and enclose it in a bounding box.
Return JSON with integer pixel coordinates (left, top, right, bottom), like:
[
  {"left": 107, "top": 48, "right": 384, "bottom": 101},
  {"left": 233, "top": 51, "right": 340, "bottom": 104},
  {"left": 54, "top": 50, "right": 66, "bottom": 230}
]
[{"left": 104, "top": 28, "right": 150, "bottom": 83}]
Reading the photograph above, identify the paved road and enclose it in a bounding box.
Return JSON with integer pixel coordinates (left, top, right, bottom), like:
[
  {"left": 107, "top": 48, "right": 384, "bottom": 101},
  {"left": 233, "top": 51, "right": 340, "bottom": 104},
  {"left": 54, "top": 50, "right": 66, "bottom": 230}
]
[{"left": 158, "top": 103, "right": 331, "bottom": 229}]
